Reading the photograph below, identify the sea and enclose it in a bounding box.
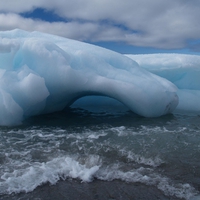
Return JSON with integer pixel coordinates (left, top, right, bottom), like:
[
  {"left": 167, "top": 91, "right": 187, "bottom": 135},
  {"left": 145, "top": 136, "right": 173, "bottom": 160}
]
[{"left": 0, "top": 97, "right": 200, "bottom": 200}]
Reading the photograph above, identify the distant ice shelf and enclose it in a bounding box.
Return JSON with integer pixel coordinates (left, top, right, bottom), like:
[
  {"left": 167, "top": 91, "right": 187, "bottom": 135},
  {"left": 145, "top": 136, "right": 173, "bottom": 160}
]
[{"left": 126, "top": 54, "right": 200, "bottom": 114}]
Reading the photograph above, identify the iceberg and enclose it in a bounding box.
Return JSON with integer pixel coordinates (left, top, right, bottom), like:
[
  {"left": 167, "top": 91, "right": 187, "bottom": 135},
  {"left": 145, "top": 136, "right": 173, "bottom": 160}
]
[
  {"left": 0, "top": 29, "right": 178, "bottom": 126},
  {"left": 126, "top": 54, "right": 200, "bottom": 114}
]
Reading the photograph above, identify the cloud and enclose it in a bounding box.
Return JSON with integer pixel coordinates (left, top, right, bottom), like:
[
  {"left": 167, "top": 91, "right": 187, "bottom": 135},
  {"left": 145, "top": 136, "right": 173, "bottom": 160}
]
[
  {"left": 0, "top": 13, "right": 128, "bottom": 41},
  {"left": 0, "top": 0, "right": 200, "bottom": 49}
]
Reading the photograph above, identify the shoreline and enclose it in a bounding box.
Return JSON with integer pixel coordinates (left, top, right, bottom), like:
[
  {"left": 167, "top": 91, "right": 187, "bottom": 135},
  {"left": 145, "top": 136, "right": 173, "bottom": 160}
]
[{"left": 1, "top": 179, "right": 181, "bottom": 200}]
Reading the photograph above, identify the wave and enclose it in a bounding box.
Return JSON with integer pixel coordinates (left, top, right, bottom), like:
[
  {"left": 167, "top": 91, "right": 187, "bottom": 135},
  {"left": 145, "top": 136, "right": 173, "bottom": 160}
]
[{"left": 0, "top": 155, "right": 198, "bottom": 200}]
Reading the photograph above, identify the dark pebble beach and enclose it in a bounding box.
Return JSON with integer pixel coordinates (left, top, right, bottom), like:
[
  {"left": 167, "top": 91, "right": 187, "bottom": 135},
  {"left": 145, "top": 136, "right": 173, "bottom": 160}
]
[{"left": 1, "top": 179, "right": 181, "bottom": 200}]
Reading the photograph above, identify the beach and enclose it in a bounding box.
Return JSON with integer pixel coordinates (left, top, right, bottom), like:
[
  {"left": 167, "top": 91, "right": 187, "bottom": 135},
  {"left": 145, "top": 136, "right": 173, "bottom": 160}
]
[{"left": 2, "top": 179, "right": 181, "bottom": 200}]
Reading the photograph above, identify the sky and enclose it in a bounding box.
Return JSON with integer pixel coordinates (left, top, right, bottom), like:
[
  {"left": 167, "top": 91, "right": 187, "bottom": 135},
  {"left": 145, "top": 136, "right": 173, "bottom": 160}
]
[{"left": 0, "top": 0, "right": 200, "bottom": 54}]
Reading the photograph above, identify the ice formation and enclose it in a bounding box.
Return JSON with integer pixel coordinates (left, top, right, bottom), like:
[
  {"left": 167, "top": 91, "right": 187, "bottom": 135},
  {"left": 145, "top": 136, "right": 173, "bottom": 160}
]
[
  {"left": 126, "top": 54, "right": 200, "bottom": 113},
  {"left": 0, "top": 30, "right": 179, "bottom": 126}
]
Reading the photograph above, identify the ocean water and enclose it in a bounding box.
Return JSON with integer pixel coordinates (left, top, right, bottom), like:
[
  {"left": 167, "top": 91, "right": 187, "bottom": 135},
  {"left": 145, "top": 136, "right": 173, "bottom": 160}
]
[{"left": 0, "top": 97, "right": 200, "bottom": 200}]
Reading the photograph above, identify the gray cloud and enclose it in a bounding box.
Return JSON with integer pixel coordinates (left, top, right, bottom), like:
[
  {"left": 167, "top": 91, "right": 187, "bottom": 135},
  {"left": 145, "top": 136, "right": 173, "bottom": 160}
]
[{"left": 0, "top": 0, "right": 200, "bottom": 49}]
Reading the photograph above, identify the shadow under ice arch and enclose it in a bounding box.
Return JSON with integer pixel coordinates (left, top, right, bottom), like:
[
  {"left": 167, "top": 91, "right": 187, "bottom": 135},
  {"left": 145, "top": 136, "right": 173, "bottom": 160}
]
[
  {"left": 0, "top": 29, "right": 178, "bottom": 126},
  {"left": 70, "top": 95, "right": 129, "bottom": 114}
]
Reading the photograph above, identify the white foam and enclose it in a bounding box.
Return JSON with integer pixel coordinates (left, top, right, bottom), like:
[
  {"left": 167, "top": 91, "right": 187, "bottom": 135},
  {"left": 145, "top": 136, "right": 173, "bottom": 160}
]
[
  {"left": 0, "top": 154, "right": 197, "bottom": 199},
  {"left": 0, "top": 156, "right": 100, "bottom": 194},
  {"left": 97, "top": 166, "right": 198, "bottom": 200},
  {"left": 124, "top": 151, "right": 163, "bottom": 167}
]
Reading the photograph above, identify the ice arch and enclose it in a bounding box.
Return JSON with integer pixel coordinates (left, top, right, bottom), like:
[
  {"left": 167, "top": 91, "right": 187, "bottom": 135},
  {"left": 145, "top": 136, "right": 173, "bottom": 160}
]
[
  {"left": 70, "top": 96, "right": 129, "bottom": 114},
  {"left": 0, "top": 30, "right": 178, "bottom": 126}
]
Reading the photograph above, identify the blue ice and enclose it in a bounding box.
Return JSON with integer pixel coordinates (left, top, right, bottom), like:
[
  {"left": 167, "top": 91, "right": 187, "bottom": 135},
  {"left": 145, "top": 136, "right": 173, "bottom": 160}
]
[
  {"left": 0, "top": 29, "right": 179, "bottom": 126},
  {"left": 127, "top": 54, "right": 200, "bottom": 114}
]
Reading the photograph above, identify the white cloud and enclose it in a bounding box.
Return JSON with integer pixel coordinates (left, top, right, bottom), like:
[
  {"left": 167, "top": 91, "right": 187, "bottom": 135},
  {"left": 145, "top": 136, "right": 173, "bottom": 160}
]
[
  {"left": 0, "top": 0, "right": 200, "bottom": 49},
  {"left": 0, "top": 13, "right": 128, "bottom": 42}
]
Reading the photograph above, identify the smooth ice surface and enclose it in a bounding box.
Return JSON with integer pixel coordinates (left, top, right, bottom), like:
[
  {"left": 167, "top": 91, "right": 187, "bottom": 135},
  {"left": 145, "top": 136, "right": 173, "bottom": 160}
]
[
  {"left": 126, "top": 54, "right": 200, "bottom": 114},
  {"left": 0, "top": 30, "right": 178, "bottom": 126}
]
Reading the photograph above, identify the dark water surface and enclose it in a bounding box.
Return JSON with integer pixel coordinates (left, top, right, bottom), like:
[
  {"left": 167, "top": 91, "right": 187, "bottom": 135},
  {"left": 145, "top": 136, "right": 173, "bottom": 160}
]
[{"left": 0, "top": 103, "right": 200, "bottom": 200}]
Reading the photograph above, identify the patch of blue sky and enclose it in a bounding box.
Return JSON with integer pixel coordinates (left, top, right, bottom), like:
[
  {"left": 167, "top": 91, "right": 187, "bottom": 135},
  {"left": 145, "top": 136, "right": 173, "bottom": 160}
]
[
  {"left": 90, "top": 41, "right": 199, "bottom": 55},
  {"left": 187, "top": 39, "right": 200, "bottom": 53},
  {"left": 20, "top": 7, "right": 66, "bottom": 22}
]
